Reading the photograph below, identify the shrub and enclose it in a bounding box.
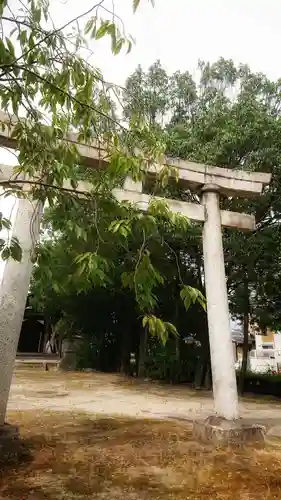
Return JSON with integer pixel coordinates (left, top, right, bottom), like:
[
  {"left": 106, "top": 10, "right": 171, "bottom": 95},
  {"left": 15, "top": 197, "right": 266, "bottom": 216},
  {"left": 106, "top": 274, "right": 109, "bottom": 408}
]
[{"left": 237, "top": 370, "right": 281, "bottom": 397}]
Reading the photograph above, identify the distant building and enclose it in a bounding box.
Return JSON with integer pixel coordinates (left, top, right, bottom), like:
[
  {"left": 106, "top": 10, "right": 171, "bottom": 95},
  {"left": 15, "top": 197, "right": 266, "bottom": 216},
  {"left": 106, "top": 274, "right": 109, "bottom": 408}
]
[
  {"left": 231, "top": 319, "right": 254, "bottom": 366},
  {"left": 231, "top": 318, "right": 281, "bottom": 373},
  {"left": 249, "top": 330, "right": 281, "bottom": 373}
]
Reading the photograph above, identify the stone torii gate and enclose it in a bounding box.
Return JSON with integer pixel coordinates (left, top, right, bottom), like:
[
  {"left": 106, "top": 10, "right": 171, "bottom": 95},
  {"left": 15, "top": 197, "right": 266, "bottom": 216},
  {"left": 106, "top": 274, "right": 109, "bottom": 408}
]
[{"left": 0, "top": 112, "right": 271, "bottom": 433}]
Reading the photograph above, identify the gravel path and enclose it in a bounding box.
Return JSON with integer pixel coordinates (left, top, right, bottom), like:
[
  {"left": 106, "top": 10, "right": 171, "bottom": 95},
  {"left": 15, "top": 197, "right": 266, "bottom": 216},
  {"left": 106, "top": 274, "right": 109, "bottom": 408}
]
[{"left": 7, "top": 369, "right": 281, "bottom": 434}]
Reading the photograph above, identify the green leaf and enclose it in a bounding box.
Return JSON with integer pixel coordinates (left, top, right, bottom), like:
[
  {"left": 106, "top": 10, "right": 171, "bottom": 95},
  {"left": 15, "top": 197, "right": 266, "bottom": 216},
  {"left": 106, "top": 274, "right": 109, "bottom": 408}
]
[
  {"left": 0, "top": 213, "right": 11, "bottom": 230},
  {"left": 113, "top": 39, "right": 123, "bottom": 55},
  {"left": 119, "top": 226, "right": 129, "bottom": 237},
  {"left": 76, "top": 260, "right": 87, "bottom": 277},
  {"left": 53, "top": 282, "right": 61, "bottom": 294},
  {"left": 165, "top": 322, "right": 179, "bottom": 337},
  {"left": 85, "top": 17, "right": 94, "bottom": 35},
  {"left": 0, "top": 39, "right": 7, "bottom": 60},
  {"left": 142, "top": 315, "right": 178, "bottom": 345},
  {"left": 34, "top": 7, "right": 41, "bottom": 23},
  {"left": 95, "top": 21, "right": 110, "bottom": 40},
  {"left": 108, "top": 220, "right": 131, "bottom": 237},
  {"left": 127, "top": 40, "right": 133, "bottom": 54},
  {"left": 91, "top": 26, "right": 97, "bottom": 39},
  {"left": 0, "top": 0, "right": 7, "bottom": 17},
  {"left": 107, "top": 23, "right": 116, "bottom": 52},
  {"left": 180, "top": 286, "right": 206, "bottom": 311},
  {"left": 1, "top": 246, "right": 10, "bottom": 260},
  {"left": 121, "top": 271, "right": 134, "bottom": 289},
  {"left": 133, "top": 0, "right": 141, "bottom": 12},
  {"left": 19, "top": 30, "right": 27, "bottom": 46},
  {"left": 70, "top": 179, "right": 78, "bottom": 189},
  {"left": 142, "top": 315, "right": 149, "bottom": 328},
  {"left": 109, "top": 220, "right": 121, "bottom": 233},
  {"left": 10, "top": 237, "right": 22, "bottom": 261}
]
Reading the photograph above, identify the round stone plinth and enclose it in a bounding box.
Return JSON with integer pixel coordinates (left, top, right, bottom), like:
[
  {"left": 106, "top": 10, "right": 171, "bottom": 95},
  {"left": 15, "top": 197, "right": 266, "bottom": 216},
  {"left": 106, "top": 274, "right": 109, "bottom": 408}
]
[
  {"left": 0, "top": 423, "right": 24, "bottom": 463},
  {"left": 193, "top": 416, "right": 266, "bottom": 447}
]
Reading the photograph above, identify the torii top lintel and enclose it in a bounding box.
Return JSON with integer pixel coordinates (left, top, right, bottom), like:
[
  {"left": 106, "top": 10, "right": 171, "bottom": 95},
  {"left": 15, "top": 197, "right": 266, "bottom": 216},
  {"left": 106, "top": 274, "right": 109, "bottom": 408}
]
[{"left": 0, "top": 112, "right": 271, "bottom": 197}]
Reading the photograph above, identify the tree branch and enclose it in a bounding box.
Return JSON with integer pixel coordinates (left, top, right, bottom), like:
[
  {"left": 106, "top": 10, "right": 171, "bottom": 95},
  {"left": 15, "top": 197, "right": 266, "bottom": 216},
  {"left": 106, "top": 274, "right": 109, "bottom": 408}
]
[
  {"left": 15, "top": 65, "right": 127, "bottom": 131},
  {"left": 0, "top": 1, "right": 106, "bottom": 74},
  {"left": 0, "top": 179, "right": 91, "bottom": 197}
]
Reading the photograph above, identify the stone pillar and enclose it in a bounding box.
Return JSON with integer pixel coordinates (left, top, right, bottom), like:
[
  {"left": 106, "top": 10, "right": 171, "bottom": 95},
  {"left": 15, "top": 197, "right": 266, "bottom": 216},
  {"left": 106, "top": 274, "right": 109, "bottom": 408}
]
[
  {"left": 60, "top": 337, "right": 83, "bottom": 371},
  {"left": 0, "top": 197, "right": 42, "bottom": 425},
  {"left": 201, "top": 184, "right": 238, "bottom": 420}
]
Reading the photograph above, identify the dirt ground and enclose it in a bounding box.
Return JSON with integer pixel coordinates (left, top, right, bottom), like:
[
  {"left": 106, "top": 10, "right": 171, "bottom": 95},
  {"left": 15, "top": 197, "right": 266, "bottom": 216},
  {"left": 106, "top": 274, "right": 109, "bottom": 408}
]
[
  {"left": 2, "top": 411, "right": 281, "bottom": 500},
  {"left": 2, "top": 369, "right": 281, "bottom": 499},
  {"left": 7, "top": 369, "right": 281, "bottom": 434}
]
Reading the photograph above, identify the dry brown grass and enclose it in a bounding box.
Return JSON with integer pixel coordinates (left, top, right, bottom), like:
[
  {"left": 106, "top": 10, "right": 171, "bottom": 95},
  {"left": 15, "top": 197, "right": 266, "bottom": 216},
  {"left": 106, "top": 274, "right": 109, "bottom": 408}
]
[
  {"left": 13, "top": 368, "right": 204, "bottom": 398},
  {"left": 0, "top": 411, "right": 281, "bottom": 500},
  {"left": 15, "top": 368, "right": 281, "bottom": 406}
]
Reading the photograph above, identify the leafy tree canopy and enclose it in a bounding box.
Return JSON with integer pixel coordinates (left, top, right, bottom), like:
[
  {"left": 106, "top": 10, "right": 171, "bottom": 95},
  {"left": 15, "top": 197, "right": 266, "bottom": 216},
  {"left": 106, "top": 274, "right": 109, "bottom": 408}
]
[{"left": 123, "top": 58, "right": 281, "bottom": 332}]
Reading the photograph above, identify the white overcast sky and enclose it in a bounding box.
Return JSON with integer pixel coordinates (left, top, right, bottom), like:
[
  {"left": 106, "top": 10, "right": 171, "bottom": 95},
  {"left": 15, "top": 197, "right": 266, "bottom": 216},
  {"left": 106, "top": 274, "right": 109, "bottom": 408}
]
[{"left": 56, "top": 0, "right": 281, "bottom": 84}]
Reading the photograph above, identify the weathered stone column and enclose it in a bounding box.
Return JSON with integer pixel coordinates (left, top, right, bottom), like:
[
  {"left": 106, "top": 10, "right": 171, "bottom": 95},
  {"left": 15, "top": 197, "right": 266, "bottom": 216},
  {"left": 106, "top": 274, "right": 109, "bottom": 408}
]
[
  {"left": 201, "top": 184, "right": 238, "bottom": 420},
  {"left": 0, "top": 197, "right": 41, "bottom": 425}
]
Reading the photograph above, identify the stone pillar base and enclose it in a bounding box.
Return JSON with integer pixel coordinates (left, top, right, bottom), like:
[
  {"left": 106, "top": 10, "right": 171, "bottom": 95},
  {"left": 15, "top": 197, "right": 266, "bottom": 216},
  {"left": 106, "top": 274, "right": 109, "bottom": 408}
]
[
  {"left": 0, "top": 424, "right": 26, "bottom": 463},
  {"left": 193, "top": 416, "right": 266, "bottom": 447}
]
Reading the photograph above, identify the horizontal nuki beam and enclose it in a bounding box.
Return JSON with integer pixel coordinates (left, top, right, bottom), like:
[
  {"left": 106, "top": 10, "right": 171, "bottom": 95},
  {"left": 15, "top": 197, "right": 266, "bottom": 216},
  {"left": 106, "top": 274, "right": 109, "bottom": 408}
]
[
  {"left": 0, "top": 112, "right": 271, "bottom": 198},
  {"left": 0, "top": 167, "right": 256, "bottom": 231},
  {"left": 113, "top": 188, "right": 256, "bottom": 231}
]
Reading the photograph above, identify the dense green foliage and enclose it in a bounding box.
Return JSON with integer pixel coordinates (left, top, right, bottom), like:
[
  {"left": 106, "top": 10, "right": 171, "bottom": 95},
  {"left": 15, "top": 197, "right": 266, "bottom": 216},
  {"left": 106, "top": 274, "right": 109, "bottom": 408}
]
[
  {"left": 31, "top": 194, "right": 208, "bottom": 379},
  {"left": 31, "top": 58, "right": 281, "bottom": 385},
  {"left": 122, "top": 58, "right": 281, "bottom": 332},
  {"left": 237, "top": 371, "right": 281, "bottom": 398}
]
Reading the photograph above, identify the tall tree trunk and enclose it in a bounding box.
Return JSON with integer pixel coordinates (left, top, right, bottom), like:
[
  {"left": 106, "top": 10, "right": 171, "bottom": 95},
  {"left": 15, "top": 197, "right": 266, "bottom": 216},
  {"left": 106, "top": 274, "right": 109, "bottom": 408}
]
[
  {"left": 198, "top": 319, "right": 210, "bottom": 389},
  {"left": 194, "top": 358, "right": 203, "bottom": 389},
  {"left": 175, "top": 337, "right": 180, "bottom": 382},
  {"left": 119, "top": 328, "right": 131, "bottom": 375},
  {"left": 173, "top": 299, "right": 180, "bottom": 382},
  {"left": 195, "top": 250, "right": 204, "bottom": 289},
  {"left": 204, "top": 361, "right": 212, "bottom": 389},
  {"left": 42, "top": 314, "right": 50, "bottom": 353},
  {"left": 137, "top": 327, "right": 147, "bottom": 378},
  {"left": 238, "top": 275, "right": 250, "bottom": 395}
]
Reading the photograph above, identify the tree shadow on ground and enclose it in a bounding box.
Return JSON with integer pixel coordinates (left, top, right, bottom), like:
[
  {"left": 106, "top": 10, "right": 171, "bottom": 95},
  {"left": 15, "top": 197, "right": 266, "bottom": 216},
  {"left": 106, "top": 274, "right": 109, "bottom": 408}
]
[{"left": 1, "top": 412, "right": 281, "bottom": 500}]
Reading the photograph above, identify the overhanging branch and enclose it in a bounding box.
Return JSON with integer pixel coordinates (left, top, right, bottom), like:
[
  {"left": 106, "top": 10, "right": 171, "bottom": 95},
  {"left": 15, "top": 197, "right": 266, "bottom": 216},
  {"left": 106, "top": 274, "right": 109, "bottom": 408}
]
[{"left": 0, "top": 178, "right": 91, "bottom": 197}]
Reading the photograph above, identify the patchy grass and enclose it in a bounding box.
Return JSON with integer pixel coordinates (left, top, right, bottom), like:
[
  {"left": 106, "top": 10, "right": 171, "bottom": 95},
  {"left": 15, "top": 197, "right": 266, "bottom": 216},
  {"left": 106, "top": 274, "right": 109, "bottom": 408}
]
[{"left": 1, "top": 411, "right": 281, "bottom": 499}]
